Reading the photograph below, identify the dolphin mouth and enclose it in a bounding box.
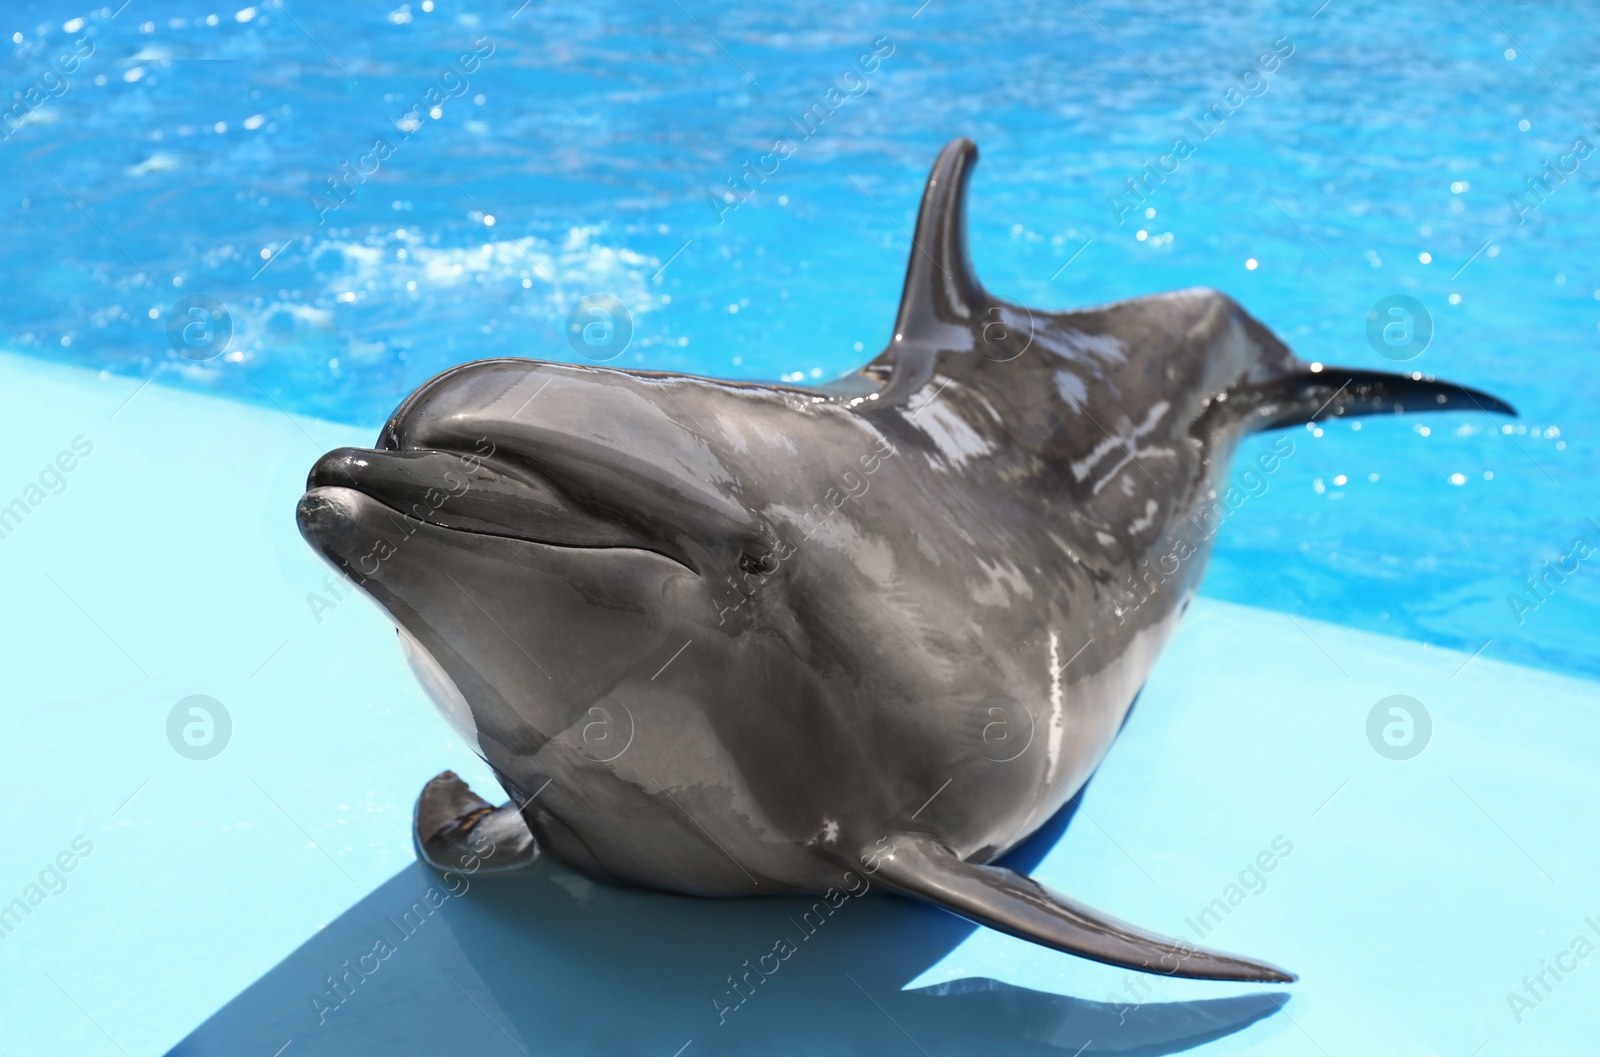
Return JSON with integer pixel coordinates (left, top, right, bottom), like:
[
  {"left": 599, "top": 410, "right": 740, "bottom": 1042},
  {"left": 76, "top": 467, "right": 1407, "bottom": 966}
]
[{"left": 300, "top": 445, "right": 697, "bottom": 572}]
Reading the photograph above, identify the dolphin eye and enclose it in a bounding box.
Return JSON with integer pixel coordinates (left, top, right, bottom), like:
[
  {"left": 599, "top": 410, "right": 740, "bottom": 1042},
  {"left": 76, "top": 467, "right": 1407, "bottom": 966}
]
[{"left": 739, "top": 551, "right": 775, "bottom": 575}]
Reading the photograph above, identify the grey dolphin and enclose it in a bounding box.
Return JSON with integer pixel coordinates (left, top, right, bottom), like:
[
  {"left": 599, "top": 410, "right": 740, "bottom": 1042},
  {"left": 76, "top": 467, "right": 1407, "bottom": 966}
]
[{"left": 296, "top": 138, "right": 1513, "bottom": 983}]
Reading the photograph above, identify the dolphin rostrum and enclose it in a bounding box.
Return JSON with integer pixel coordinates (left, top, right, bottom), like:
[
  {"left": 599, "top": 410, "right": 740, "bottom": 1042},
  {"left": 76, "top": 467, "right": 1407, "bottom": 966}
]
[{"left": 296, "top": 138, "right": 1513, "bottom": 983}]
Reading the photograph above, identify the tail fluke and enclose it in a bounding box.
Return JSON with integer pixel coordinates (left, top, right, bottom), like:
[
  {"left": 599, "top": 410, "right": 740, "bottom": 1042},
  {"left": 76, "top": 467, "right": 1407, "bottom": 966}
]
[{"left": 1242, "top": 367, "right": 1516, "bottom": 432}]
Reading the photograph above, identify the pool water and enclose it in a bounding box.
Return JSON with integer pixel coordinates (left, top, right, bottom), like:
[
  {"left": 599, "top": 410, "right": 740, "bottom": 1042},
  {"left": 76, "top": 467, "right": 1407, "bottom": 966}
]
[
  {"left": 2, "top": 2, "right": 1597, "bottom": 1055},
  {"left": 6, "top": 0, "right": 1599, "bottom": 675}
]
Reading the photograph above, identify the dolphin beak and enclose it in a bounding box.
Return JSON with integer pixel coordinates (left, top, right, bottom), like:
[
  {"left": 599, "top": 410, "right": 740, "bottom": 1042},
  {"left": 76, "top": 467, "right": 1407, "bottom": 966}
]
[
  {"left": 302, "top": 444, "right": 658, "bottom": 555},
  {"left": 295, "top": 485, "right": 365, "bottom": 562}
]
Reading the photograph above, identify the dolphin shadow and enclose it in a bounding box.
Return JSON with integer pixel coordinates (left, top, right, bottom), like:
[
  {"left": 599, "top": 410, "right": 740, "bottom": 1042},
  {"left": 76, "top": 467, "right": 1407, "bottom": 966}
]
[{"left": 169, "top": 771, "right": 1287, "bottom": 1057}]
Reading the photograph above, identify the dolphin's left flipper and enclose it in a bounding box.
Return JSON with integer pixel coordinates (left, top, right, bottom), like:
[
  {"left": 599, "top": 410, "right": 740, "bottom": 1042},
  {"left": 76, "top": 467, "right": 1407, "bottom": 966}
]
[
  {"left": 413, "top": 770, "right": 539, "bottom": 874},
  {"left": 871, "top": 833, "right": 1295, "bottom": 982}
]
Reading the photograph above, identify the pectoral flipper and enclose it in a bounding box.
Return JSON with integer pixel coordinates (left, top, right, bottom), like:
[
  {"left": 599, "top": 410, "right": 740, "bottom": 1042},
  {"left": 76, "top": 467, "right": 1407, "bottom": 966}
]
[
  {"left": 414, "top": 770, "right": 539, "bottom": 874},
  {"left": 871, "top": 833, "right": 1295, "bottom": 983}
]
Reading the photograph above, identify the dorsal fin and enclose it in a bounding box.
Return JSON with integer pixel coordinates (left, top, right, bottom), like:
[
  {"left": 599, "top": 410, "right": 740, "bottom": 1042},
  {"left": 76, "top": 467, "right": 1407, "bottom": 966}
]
[
  {"left": 892, "top": 137, "right": 988, "bottom": 343},
  {"left": 866, "top": 139, "right": 992, "bottom": 403}
]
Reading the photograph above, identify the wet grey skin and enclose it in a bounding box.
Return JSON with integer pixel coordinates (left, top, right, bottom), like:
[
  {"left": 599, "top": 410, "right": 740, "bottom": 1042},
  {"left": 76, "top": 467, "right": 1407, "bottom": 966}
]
[{"left": 296, "top": 139, "right": 1514, "bottom": 983}]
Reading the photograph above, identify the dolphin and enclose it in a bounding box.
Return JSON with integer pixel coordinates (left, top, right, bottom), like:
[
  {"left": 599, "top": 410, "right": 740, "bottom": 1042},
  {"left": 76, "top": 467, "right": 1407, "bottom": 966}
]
[{"left": 296, "top": 138, "right": 1513, "bottom": 983}]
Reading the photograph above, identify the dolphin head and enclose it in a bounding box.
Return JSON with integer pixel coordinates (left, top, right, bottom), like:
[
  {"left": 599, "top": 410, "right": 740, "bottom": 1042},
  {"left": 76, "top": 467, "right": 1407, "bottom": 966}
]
[{"left": 295, "top": 360, "right": 775, "bottom": 770}]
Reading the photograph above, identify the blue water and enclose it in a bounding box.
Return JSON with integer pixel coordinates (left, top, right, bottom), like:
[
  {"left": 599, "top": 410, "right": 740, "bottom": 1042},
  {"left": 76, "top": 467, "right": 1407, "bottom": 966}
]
[{"left": 5, "top": 6, "right": 1598, "bottom": 650}]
